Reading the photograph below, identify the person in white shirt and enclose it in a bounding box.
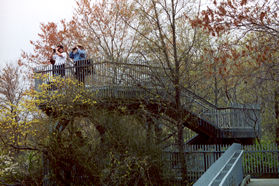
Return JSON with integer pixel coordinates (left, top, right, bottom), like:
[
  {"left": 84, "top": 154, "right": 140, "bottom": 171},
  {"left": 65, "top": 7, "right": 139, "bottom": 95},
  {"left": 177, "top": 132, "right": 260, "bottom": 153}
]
[{"left": 51, "top": 45, "right": 67, "bottom": 77}]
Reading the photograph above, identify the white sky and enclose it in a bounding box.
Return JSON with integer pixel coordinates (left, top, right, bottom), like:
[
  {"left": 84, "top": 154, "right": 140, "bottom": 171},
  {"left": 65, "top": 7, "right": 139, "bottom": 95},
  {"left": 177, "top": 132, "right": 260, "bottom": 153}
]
[
  {"left": 0, "top": 0, "right": 211, "bottom": 70},
  {"left": 0, "top": 0, "right": 77, "bottom": 69}
]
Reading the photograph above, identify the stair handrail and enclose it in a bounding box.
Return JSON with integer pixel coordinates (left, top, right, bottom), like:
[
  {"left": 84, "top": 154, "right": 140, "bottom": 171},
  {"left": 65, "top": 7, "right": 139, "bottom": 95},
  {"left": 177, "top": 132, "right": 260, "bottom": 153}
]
[
  {"left": 193, "top": 143, "right": 243, "bottom": 186},
  {"left": 180, "top": 88, "right": 260, "bottom": 129}
]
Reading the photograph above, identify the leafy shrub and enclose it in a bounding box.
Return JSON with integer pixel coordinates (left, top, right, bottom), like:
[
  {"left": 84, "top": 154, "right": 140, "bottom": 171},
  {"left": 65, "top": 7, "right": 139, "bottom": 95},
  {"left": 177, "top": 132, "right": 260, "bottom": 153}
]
[
  {"left": 44, "top": 112, "right": 172, "bottom": 185},
  {"left": 0, "top": 150, "right": 43, "bottom": 185}
]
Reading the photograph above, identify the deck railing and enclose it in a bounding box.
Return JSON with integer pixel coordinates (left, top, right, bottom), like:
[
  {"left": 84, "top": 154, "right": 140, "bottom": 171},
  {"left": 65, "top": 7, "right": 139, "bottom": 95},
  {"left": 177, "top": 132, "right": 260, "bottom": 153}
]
[
  {"left": 34, "top": 60, "right": 260, "bottom": 132},
  {"left": 34, "top": 60, "right": 157, "bottom": 87}
]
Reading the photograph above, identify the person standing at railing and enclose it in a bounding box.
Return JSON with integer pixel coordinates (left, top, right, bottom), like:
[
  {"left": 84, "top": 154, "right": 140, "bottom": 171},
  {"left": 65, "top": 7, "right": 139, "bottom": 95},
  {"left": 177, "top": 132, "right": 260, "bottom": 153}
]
[
  {"left": 50, "top": 45, "right": 67, "bottom": 77},
  {"left": 69, "top": 44, "right": 87, "bottom": 83}
]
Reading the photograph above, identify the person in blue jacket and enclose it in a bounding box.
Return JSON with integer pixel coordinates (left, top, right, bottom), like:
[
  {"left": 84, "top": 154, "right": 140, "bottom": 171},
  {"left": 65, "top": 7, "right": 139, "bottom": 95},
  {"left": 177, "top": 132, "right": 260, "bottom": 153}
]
[
  {"left": 69, "top": 44, "right": 86, "bottom": 61},
  {"left": 69, "top": 44, "right": 87, "bottom": 83}
]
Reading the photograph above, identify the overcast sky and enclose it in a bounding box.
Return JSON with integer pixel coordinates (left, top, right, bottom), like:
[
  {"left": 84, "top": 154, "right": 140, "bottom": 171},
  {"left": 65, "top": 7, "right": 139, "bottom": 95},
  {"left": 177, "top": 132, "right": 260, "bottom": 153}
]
[{"left": 0, "top": 0, "right": 77, "bottom": 69}]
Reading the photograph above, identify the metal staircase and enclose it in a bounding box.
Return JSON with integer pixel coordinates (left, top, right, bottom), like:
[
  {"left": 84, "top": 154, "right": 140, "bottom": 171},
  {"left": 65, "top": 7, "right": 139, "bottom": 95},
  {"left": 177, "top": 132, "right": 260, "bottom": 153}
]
[
  {"left": 180, "top": 88, "right": 260, "bottom": 144},
  {"left": 35, "top": 60, "right": 260, "bottom": 144}
]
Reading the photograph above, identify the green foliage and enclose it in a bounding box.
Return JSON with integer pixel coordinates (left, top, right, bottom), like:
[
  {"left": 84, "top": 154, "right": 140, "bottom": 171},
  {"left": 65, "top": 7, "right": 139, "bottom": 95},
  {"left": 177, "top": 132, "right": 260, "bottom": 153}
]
[
  {"left": 32, "top": 75, "right": 98, "bottom": 118},
  {"left": 44, "top": 112, "right": 171, "bottom": 185},
  {"left": 0, "top": 150, "right": 43, "bottom": 185},
  {"left": 0, "top": 151, "right": 18, "bottom": 180},
  {"left": 103, "top": 152, "right": 163, "bottom": 185}
]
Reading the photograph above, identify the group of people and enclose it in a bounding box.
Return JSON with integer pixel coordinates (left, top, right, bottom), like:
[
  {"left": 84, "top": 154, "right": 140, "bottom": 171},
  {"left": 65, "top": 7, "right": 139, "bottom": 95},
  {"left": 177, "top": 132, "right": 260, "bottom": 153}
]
[{"left": 50, "top": 44, "right": 88, "bottom": 82}]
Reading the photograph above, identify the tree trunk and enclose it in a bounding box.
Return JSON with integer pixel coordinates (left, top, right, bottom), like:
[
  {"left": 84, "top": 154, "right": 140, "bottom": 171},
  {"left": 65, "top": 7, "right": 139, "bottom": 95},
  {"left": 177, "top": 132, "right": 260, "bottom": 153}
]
[
  {"left": 274, "top": 89, "right": 279, "bottom": 146},
  {"left": 177, "top": 120, "right": 187, "bottom": 183},
  {"left": 174, "top": 74, "right": 188, "bottom": 183},
  {"left": 146, "top": 116, "right": 153, "bottom": 146},
  {"left": 214, "top": 64, "right": 218, "bottom": 106},
  {"left": 155, "top": 120, "right": 162, "bottom": 144}
]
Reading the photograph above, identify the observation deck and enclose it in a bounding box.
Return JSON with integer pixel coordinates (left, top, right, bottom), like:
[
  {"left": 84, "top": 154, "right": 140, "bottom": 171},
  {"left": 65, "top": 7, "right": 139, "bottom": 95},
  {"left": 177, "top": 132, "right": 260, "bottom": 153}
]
[{"left": 34, "top": 60, "right": 261, "bottom": 144}]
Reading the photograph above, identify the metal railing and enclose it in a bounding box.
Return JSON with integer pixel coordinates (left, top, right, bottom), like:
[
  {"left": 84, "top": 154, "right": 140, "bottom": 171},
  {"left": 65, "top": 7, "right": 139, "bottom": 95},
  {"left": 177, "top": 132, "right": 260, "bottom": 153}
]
[
  {"left": 34, "top": 60, "right": 260, "bottom": 132},
  {"left": 163, "top": 143, "right": 279, "bottom": 183},
  {"left": 193, "top": 143, "right": 243, "bottom": 186},
  {"left": 181, "top": 90, "right": 260, "bottom": 131},
  {"left": 165, "top": 143, "right": 244, "bottom": 185}
]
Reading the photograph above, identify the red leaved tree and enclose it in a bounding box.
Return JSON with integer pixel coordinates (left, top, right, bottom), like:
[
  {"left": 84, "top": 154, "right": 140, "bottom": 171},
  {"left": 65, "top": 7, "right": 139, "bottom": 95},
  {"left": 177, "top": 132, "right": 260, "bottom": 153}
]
[{"left": 191, "top": 0, "right": 279, "bottom": 143}]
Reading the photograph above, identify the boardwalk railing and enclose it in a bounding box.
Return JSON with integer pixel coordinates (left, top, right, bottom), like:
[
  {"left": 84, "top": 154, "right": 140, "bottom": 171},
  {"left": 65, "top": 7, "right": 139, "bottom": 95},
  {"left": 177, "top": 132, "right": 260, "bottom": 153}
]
[
  {"left": 34, "top": 60, "right": 260, "bottom": 136},
  {"left": 242, "top": 144, "right": 279, "bottom": 177},
  {"left": 163, "top": 143, "right": 279, "bottom": 182},
  {"left": 163, "top": 144, "right": 227, "bottom": 182},
  {"left": 194, "top": 143, "right": 243, "bottom": 186}
]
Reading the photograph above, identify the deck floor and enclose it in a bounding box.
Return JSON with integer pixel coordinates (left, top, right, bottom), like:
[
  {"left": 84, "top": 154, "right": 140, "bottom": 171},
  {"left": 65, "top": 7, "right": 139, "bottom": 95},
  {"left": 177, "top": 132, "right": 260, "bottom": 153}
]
[{"left": 248, "top": 179, "right": 279, "bottom": 186}]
